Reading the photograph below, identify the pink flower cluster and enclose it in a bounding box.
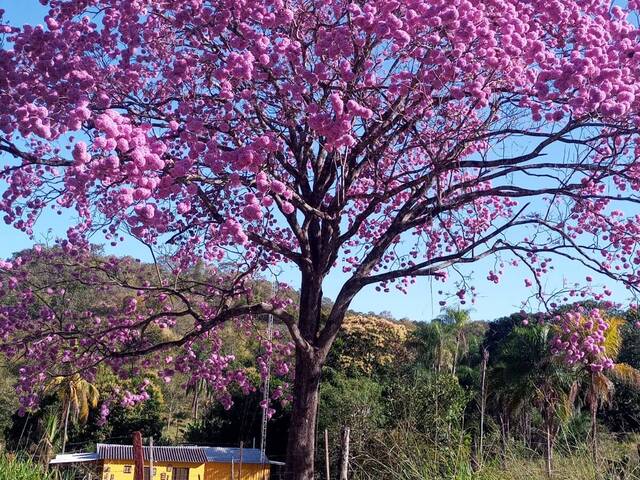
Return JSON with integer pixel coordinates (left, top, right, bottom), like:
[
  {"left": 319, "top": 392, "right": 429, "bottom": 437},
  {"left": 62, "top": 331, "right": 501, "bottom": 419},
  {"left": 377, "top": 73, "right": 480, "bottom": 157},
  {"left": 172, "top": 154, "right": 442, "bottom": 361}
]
[
  {"left": 0, "top": 248, "right": 294, "bottom": 414},
  {"left": 120, "top": 381, "right": 151, "bottom": 408},
  {"left": 551, "top": 308, "right": 614, "bottom": 372}
]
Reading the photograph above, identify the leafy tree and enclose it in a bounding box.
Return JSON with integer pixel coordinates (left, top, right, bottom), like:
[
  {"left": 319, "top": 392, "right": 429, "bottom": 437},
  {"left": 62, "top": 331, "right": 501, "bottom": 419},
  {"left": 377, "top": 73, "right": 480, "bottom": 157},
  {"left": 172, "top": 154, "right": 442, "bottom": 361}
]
[
  {"left": 185, "top": 388, "right": 290, "bottom": 461},
  {"left": 327, "top": 314, "right": 410, "bottom": 377},
  {"left": 489, "top": 325, "right": 577, "bottom": 476},
  {"left": 619, "top": 312, "right": 640, "bottom": 369},
  {"left": 317, "top": 371, "right": 385, "bottom": 476},
  {"left": 601, "top": 315, "right": 640, "bottom": 434},
  {"left": 390, "top": 371, "right": 469, "bottom": 437},
  {"left": 483, "top": 313, "right": 535, "bottom": 359},
  {"left": 379, "top": 371, "right": 471, "bottom": 479},
  {"left": 0, "top": 364, "right": 19, "bottom": 442},
  {"left": 70, "top": 381, "right": 165, "bottom": 448},
  {"left": 601, "top": 380, "right": 640, "bottom": 433}
]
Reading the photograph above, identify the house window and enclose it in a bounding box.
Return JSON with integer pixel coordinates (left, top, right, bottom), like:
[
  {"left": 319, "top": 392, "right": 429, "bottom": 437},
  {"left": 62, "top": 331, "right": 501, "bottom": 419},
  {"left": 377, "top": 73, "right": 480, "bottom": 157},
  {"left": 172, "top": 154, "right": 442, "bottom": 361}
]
[
  {"left": 143, "top": 467, "right": 158, "bottom": 480},
  {"left": 173, "top": 467, "right": 190, "bottom": 480},
  {"left": 124, "top": 465, "right": 132, "bottom": 473}
]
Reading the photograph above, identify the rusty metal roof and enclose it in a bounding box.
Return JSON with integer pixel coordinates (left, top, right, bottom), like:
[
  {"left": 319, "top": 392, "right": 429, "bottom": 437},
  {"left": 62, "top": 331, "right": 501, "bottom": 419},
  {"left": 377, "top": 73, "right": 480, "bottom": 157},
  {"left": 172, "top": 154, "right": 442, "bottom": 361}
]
[{"left": 96, "top": 444, "right": 208, "bottom": 464}]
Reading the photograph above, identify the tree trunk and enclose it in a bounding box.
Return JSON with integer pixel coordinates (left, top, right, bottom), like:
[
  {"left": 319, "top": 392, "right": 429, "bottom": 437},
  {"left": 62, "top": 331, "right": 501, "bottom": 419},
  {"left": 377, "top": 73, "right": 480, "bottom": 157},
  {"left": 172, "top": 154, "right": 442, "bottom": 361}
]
[
  {"left": 452, "top": 336, "right": 460, "bottom": 376},
  {"left": 478, "top": 348, "right": 488, "bottom": 470},
  {"left": 61, "top": 402, "right": 71, "bottom": 454},
  {"left": 545, "top": 420, "right": 553, "bottom": 478},
  {"left": 591, "top": 403, "right": 598, "bottom": 464},
  {"left": 499, "top": 414, "right": 507, "bottom": 465},
  {"left": 167, "top": 404, "right": 174, "bottom": 435},
  {"left": 191, "top": 380, "right": 201, "bottom": 421},
  {"left": 285, "top": 351, "right": 323, "bottom": 480},
  {"left": 284, "top": 267, "right": 345, "bottom": 479}
]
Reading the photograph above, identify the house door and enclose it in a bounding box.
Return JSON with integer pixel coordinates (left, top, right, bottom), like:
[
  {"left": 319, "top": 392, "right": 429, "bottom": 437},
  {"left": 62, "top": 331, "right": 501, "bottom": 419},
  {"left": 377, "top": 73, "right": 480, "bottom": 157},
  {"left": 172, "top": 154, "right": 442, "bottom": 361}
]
[{"left": 173, "top": 468, "right": 190, "bottom": 480}]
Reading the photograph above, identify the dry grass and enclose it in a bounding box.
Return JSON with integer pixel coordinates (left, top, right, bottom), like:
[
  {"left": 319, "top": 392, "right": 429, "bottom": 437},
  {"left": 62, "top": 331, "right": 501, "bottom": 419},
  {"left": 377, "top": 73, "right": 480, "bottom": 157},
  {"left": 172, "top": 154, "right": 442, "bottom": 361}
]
[{"left": 478, "top": 436, "right": 640, "bottom": 480}]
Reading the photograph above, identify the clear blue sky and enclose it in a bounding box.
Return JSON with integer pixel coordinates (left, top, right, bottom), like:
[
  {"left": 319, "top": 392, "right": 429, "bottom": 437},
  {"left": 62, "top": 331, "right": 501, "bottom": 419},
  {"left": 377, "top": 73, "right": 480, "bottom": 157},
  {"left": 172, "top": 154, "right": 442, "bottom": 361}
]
[{"left": 0, "top": 1, "right": 634, "bottom": 322}]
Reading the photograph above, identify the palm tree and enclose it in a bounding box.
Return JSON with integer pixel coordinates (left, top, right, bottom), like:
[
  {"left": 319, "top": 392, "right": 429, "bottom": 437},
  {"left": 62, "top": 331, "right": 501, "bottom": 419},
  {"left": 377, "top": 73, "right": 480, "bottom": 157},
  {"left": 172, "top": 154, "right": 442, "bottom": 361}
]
[
  {"left": 45, "top": 374, "right": 99, "bottom": 453},
  {"left": 490, "top": 325, "right": 577, "bottom": 477},
  {"left": 411, "top": 321, "right": 454, "bottom": 373},
  {"left": 579, "top": 316, "right": 640, "bottom": 462},
  {"left": 438, "top": 308, "right": 471, "bottom": 376}
]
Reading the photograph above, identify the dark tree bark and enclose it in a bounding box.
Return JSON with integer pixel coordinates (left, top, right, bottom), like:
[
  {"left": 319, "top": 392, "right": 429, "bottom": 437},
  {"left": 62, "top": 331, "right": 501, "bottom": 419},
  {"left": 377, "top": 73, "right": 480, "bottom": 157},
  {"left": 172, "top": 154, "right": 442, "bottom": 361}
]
[
  {"left": 283, "top": 263, "right": 351, "bottom": 479},
  {"left": 285, "top": 349, "right": 323, "bottom": 480}
]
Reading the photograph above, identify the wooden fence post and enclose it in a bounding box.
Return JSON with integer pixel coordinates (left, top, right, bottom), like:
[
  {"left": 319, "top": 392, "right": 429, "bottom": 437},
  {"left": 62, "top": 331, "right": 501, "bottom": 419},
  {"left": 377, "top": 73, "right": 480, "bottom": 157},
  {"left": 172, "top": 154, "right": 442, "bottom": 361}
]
[
  {"left": 324, "top": 429, "right": 331, "bottom": 480},
  {"left": 338, "top": 426, "right": 350, "bottom": 480}
]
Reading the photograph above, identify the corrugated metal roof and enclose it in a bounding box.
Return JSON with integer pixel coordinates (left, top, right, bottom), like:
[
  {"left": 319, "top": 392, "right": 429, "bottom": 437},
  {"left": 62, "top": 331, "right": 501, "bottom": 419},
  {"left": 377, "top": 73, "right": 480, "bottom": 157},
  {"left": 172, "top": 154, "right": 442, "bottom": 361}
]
[
  {"left": 97, "top": 444, "right": 208, "bottom": 464},
  {"left": 203, "top": 447, "right": 267, "bottom": 464},
  {"left": 50, "top": 453, "right": 99, "bottom": 464},
  {"left": 65, "top": 444, "right": 272, "bottom": 465}
]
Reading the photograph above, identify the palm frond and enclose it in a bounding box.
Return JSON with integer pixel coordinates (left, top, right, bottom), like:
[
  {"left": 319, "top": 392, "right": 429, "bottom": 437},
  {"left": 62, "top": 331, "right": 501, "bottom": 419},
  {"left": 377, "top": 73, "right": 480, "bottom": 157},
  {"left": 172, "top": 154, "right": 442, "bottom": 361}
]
[
  {"left": 603, "top": 316, "right": 625, "bottom": 359},
  {"left": 610, "top": 362, "right": 640, "bottom": 388},
  {"left": 587, "top": 371, "right": 614, "bottom": 407}
]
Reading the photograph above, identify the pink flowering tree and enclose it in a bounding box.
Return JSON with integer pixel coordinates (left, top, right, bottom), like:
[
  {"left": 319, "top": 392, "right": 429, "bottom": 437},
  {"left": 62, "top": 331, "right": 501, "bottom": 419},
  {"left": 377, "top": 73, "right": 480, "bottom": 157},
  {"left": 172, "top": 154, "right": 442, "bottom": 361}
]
[{"left": 3, "top": 0, "right": 640, "bottom": 476}]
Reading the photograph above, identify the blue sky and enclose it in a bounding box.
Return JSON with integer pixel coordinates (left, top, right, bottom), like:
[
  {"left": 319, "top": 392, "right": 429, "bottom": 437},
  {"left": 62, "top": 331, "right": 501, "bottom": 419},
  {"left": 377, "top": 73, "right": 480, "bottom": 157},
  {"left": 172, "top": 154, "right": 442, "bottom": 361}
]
[{"left": 0, "top": 1, "right": 635, "bottom": 323}]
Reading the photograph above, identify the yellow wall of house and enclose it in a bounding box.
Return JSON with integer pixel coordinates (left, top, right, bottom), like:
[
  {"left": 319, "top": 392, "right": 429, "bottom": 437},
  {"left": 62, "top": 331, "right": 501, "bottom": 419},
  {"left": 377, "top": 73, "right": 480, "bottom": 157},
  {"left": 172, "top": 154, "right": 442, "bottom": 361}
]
[
  {"left": 204, "top": 462, "right": 270, "bottom": 480},
  {"left": 100, "top": 460, "right": 206, "bottom": 480}
]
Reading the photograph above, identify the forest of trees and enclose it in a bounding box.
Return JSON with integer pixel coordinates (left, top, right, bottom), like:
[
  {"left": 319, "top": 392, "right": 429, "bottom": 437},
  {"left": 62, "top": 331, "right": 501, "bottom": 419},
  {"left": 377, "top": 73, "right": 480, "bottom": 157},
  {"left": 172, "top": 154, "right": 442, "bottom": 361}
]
[{"left": 2, "top": 251, "right": 640, "bottom": 480}]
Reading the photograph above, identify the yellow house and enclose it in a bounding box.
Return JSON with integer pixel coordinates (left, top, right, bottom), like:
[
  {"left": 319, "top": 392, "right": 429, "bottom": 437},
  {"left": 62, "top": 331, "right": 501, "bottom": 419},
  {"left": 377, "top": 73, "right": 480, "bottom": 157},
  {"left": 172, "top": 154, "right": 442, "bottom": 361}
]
[{"left": 50, "top": 443, "right": 274, "bottom": 480}]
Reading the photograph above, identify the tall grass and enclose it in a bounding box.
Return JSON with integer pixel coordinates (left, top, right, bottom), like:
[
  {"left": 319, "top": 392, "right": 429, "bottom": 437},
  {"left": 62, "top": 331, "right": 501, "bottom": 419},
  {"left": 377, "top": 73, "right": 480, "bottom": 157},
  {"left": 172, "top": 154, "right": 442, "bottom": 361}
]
[
  {"left": 0, "top": 454, "right": 56, "bottom": 480},
  {"left": 477, "top": 433, "right": 640, "bottom": 480},
  {"left": 352, "top": 428, "right": 640, "bottom": 480}
]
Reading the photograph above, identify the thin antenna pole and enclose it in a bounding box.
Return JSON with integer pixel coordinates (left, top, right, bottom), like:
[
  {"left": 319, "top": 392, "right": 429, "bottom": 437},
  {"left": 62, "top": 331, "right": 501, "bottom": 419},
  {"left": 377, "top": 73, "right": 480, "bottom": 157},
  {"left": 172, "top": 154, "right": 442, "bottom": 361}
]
[
  {"left": 149, "top": 436, "right": 154, "bottom": 479},
  {"left": 260, "top": 313, "right": 273, "bottom": 465}
]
